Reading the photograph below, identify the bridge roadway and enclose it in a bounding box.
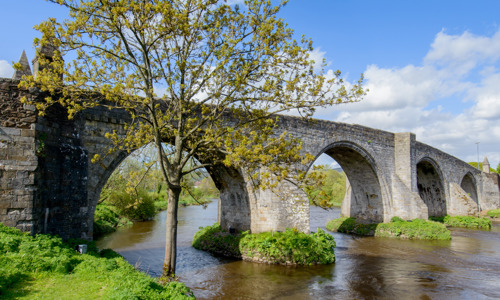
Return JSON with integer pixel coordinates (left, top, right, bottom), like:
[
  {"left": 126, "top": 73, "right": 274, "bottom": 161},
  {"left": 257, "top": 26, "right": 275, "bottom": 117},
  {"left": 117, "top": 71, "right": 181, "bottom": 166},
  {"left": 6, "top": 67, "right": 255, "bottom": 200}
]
[{"left": 1, "top": 76, "right": 499, "bottom": 240}]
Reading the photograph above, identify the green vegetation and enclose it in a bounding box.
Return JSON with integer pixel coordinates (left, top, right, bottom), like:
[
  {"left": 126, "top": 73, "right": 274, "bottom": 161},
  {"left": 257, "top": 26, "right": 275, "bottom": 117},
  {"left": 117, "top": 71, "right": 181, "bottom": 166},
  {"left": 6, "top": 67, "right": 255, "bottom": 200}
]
[
  {"left": 326, "top": 216, "right": 451, "bottom": 240},
  {"left": 0, "top": 223, "right": 193, "bottom": 299},
  {"left": 192, "top": 223, "right": 336, "bottom": 265},
  {"left": 94, "top": 145, "right": 219, "bottom": 239},
  {"left": 443, "top": 215, "right": 491, "bottom": 229},
  {"left": 305, "top": 166, "right": 346, "bottom": 207},
  {"left": 487, "top": 209, "right": 500, "bottom": 218},
  {"left": 93, "top": 204, "right": 133, "bottom": 237},
  {"left": 430, "top": 215, "right": 492, "bottom": 229},
  {"left": 325, "top": 217, "right": 377, "bottom": 236},
  {"left": 468, "top": 162, "right": 497, "bottom": 173},
  {"left": 375, "top": 217, "right": 451, "bottom": 240},
  {"left": 108, "top": 188, "right": 157, "bottom": 221}
]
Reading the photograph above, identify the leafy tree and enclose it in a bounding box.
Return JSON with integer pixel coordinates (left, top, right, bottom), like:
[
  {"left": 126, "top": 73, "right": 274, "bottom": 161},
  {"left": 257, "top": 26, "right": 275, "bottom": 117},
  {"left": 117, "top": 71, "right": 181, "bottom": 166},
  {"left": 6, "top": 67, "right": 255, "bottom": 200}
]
[
  {"left": 305, "top": 166, "right": 346, "bottom": 207},
  {"left": 497, "top": 162, "right": 500, "bottom": 175},
  {"left": 468, "top": 162, "right": 496, "bottom": 173},
  {"left": 20, "top": 0, "right": 363, "bottom": 276}
]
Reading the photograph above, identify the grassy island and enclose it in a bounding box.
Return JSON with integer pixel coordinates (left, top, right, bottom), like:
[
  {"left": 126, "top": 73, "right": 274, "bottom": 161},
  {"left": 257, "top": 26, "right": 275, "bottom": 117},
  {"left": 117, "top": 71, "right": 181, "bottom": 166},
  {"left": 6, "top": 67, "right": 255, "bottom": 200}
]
[
  {"left": 375, "top": 217, "right": 451, "bottom": 240},
  {"left": 429, "top": 215, "right": 492, "bottom": 229},
  {"left": 487, "top": 209, "right": 500, "bottom": 219},
  {"left": 326, "top": 216, "right": 451, "bottom": 240},
  {"left": 325, "top": 217, "right": 378, "bottom": 236},
  {"left": 0, "top": 223, "right": 193, "bottom": 299},
  {"left": 192, "top": 223, "right": 336, "bottom": 265}
]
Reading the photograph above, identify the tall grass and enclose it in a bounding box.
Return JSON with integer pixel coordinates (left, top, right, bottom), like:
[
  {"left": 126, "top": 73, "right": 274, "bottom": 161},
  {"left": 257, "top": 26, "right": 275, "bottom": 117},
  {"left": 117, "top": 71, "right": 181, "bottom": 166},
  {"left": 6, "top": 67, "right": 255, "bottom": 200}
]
[{"left": 0, "top": 223, "right": 194, "bottom": 299}]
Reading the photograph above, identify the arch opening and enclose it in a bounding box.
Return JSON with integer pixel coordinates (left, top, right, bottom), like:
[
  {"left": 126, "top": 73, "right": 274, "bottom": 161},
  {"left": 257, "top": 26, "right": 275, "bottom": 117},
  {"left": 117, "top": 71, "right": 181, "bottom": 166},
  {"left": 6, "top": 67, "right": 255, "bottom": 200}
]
[
  {"left": 460, "top": 172, "right": 478, "bottom": 204},
  {"left": 91, "top": 143, "right": 251, "bottom": 239},
  {"left": 307, "top": 143, "right": 384, "bottom": 223},
  {"left": 416, "top": 159, "right": 447, "bottom": 217}
]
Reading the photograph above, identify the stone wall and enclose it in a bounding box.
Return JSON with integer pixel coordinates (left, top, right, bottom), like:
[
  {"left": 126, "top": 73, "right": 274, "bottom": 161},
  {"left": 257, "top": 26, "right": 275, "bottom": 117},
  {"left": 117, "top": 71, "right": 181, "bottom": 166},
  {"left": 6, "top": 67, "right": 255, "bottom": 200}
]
[
  {"left": 34, "top": 104, "right": 90, "bottom": 240},
  {"left": 0, "top": 79, "right": 37, "bottom": 233}
]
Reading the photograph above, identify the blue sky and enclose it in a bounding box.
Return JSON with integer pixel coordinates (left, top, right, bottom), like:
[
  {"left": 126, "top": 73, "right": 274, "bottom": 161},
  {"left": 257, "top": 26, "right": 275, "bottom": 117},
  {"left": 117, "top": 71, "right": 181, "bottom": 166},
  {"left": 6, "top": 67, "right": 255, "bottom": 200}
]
[{"left": 1, "top": 0, "right": 499, "bottom": 168}]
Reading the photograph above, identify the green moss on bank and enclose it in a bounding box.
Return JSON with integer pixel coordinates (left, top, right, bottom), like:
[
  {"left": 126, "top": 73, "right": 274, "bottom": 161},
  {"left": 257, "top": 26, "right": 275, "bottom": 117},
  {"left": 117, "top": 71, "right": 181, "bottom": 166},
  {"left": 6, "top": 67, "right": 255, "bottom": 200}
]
[
  {"left": 443, "top": 215, "right": 492, "bottom": 229},
  {"left": 326, "top": 216, "right": 451, "bottom": 240},
  {"left": 325, "top": 217, "right": 377, "bottom": 236},
  {"left": 192, "top": 223, "right": 336, "bottom": 265},
  {"left": 0, "top": 223, "right": 194, "bottom": 299},
  {"left": 487, "top": 209, "right": 500, "bottom": 219},
  {"left": 375, "top": 217, "right": 451, "bottom": 240}
]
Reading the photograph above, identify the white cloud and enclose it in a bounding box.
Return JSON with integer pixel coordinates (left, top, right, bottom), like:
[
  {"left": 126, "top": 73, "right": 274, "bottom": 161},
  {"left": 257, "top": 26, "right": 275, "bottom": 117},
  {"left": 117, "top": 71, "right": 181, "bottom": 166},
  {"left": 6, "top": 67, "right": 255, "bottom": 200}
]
[
  {"left": 315, "top": 29, "right": 500, "bottom": 167},
  {"left": 0, "top": 60, "right": 14, "bottom": 78},
  {"left": 425, "top": 30, "right": 500, "bottom": 75},
  {"left": 309, "top": 48, "right": 329, "bottom": 72}
]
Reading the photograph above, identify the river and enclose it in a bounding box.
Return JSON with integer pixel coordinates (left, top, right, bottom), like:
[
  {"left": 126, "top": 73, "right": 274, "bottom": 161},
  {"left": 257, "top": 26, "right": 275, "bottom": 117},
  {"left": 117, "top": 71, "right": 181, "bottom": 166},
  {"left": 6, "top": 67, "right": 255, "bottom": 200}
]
[{"left": 96, "top": 202, "right": 500, "bottom": 299}]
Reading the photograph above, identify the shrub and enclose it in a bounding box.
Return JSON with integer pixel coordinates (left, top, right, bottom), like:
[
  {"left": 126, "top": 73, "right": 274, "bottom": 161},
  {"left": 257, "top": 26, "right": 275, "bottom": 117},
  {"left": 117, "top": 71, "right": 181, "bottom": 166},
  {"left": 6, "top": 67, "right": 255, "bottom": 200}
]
[
  {"left": 93, "top": 203, "right": 133, "bottom": 238},
  {"left": 193, "top": 223, "right": 336, "bottom": 265},
  {"left": 443, "top": 215, "right": 491, "bottom": 229},
  {"left": 192, "top": 223, "right": 242, "bottom": 258},
  {"left": 375, "top": 218, "right": 451, "bottom": 240},
  {"left": 487, "top": 209, "right": 500, "bottom": 218},
  {"left": 108, "top": 188, "right": 156, "bottom": 221},
  {"left": 240, "top": 228, "right": 336, "bottom": 265},
  {"left": 154, "top": 199, "right": 168, "bottom": 211}
]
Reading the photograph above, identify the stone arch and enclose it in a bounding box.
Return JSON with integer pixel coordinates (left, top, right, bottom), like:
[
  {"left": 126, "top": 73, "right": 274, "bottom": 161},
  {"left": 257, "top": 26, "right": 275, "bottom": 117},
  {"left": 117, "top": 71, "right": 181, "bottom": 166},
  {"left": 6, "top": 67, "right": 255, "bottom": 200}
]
[
  {"left": 86, "top": 146, "right": 251, "bottom": 239},
  {"left": 460, "top": 172, "right": 478, "bottom": 205},
  {"left": 312, "top": 141, "right": 386, "bottom": 223},
  {"left": 416, "top": 158, "right": 447, "bottom": 217}
]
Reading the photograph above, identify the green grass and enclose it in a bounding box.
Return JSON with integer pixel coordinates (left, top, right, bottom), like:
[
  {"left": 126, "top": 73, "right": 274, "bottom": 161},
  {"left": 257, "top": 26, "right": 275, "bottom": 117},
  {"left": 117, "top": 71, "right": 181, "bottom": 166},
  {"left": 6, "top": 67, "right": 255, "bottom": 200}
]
[
  {"left": 375, "top": 217, "right": 451, "bottom": 240},
  {"left": 325, "top": 217, "right": 377, "bottom": 236},
  {"left": 192, "top": 223, "right": 336, "bottom": 265},
  {"left": 487, "top": 209, "right": 500, "bottom": 218},
  {"left": 443, "top": 215, "right": 491, "bottom": 229},
  {"left": 0, "top": 223, "right": 194, "bottom": 299}
]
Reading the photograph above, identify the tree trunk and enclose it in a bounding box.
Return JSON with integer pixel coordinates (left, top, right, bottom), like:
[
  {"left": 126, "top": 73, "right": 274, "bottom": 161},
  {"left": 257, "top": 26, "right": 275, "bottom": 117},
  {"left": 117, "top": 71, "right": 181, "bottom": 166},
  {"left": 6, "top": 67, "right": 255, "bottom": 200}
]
[{"left": 163, "top": 186, "right": 180, "bottom": 277}]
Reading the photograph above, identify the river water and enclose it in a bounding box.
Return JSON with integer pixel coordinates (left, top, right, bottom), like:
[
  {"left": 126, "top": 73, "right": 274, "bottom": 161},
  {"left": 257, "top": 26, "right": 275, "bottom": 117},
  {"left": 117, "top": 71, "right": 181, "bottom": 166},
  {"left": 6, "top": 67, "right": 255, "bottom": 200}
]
[{"left": 96, "top": 202, "right": 500, "bottom": 299}]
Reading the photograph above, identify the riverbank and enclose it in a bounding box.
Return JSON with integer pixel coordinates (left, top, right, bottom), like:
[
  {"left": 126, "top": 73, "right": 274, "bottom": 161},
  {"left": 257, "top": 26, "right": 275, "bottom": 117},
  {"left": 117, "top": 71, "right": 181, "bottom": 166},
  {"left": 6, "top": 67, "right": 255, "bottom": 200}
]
[
  {"left": 192, "top": 223, "right": 336, "bottom": 265},
  {"left": 0, "top": 223, "right": 194, "bottom": 299}
]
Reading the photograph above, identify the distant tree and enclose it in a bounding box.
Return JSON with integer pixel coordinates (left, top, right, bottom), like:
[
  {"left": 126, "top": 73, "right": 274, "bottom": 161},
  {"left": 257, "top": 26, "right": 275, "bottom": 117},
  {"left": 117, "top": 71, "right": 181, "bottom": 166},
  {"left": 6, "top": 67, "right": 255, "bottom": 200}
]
[
  {"left": 497, "top": 162, "right": 500, "bottom": 175},
  {"left": 468, "top": 162, "right": 496, "bottom": 173},
  {"left": 20, "top": 0, "right": 364, "bottom": 276},
  {"left": 305, "top": 166, "right": 346, "bottom": 207}
]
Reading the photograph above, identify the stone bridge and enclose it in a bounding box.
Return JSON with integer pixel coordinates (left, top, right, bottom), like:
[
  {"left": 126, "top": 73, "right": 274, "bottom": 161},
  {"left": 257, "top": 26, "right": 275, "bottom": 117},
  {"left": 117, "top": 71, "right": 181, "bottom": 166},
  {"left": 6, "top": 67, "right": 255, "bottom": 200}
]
[{"left": 1, "top": 65, "right": 499, "bottom": 240}]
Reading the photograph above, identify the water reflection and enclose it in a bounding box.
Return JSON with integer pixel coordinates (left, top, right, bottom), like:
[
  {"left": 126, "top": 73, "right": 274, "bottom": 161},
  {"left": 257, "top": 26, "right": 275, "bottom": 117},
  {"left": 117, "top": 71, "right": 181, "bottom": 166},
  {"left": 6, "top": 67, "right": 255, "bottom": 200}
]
[{"left": 96, "top": 203, "right": 500, "bottom": 299}]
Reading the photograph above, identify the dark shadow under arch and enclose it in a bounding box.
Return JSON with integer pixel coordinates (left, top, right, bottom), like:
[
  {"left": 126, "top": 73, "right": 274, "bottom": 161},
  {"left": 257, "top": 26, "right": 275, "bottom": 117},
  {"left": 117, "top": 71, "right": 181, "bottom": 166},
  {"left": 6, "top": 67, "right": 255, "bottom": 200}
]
[
  {"left": 460, "top": 172, "right": 478, "bottom": 205},
  {"left": 417, "top": 158, "right": 447, "bottom": 217}
]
